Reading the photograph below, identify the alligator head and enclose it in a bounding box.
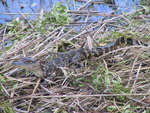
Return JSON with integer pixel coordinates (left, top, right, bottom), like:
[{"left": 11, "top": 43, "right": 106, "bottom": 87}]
[{"left": 11, "top": 57, "right": 44, "bottom": 78}]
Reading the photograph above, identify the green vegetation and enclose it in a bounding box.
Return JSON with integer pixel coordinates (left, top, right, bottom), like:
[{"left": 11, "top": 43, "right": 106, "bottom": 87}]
[
  {"left": 0, "top": 102, "right": 15, "bottom": 113},
  {"left": 107, "top": 104, "right": 136, "bottom": 113},
  {"left": 92, "top": 65, "right": 130, "bottom": 101},
  {"left": 36, "top": 1, "right": 71, "bottom": 32},
  {"left": 43, "top": 2, "right": 71, "bottom": 26}
]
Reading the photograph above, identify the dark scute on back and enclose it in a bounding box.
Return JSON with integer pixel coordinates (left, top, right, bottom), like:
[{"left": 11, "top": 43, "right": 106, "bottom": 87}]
[
  {"left": 120, "top": 37, "right": 125, "bottom": 44},
  {"left": 126, "top": 38, "right": 133, "bottom": 45},
  {"left": 135, "top": 40, "right": 149, "bottom": 46}
]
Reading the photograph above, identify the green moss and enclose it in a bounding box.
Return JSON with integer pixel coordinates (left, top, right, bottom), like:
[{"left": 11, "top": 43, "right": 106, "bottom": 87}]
[{"left": 0, "top": 102, "right": 15, "bottom": 113}]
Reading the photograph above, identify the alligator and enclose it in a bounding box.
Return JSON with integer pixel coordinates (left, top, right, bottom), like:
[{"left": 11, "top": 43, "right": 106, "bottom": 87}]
[{"left": 11, "top": 37, "right": 149, "bottom": 78}]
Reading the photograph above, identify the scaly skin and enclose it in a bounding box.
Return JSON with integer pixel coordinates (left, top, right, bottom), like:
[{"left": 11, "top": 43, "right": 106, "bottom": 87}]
[{"left": 11, "top": 37, "right": 148, "bottom": 78}]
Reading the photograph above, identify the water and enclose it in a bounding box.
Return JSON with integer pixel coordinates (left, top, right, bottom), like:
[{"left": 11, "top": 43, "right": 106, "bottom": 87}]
[{"left": 0, "top": 0, "right": 142, "bottom": 24}]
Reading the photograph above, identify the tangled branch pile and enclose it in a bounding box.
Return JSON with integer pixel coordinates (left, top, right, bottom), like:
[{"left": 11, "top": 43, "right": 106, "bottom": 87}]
[{"left": 0, "top": 1, "right": 150, "bottom": 112}]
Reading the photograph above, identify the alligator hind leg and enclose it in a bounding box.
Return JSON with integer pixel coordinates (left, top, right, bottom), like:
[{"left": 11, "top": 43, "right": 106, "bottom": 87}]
[{"left": 71, "top": 53, "right": 85, "bottom": 64}]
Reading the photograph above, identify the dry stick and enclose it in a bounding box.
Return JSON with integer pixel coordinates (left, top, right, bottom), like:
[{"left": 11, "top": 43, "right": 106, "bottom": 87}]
[
  {"left": 92, "top": 23, "right": 106, "bottom": 39},
  {"left": 103, "top": 59, "right": 108, "bottom": 72},
  {"left": 87, "top": 32, "right": 100, "bottom": 47},
  {"left": 1, "top": 26, "right": 8, "bottom": 54},
  {"left": 69, "top": 10, "right": 100, "bottom": 13},
  {"left": 135, "top": 83, "right": 150, "bottom": 89},
  {"left": 46, "top": 26, "right": 62, "bottom": 37},
  {"left": 77, "top": 0, "right": 93, "bottom": 10},
  {"left": 40, "top": 85, "right": 54, "bottom": 94},
  {"left": 18, "top": 11, "right": 34, "bottom": 29},
  {"left": 39, "top": 8, "right": 44, "bottom": 19},
  {"left": 136, "top": 58, "right": 150, "bottom": 65},
  {"left": 85, "top": 11, "right": 91, "bottom": 22},
  {"left": 46, "top": 22, "right": 99, "bottom": 27},
  {"left": 0, "top": 33, "right": 38, "bottom": 61},
  {"left": 86, "top": 34, "right": 93, "bottom": 49},
  {"left": 7, "top": 83, "right": 36, "bottom": 92},
  {"left": 28, "top": 78, "right": 41, "bottom": 112},
  {"left": 56, "top": 27, "right": 65, "bottom": 38},
  {"left": 70, "top": 8, "right": 145, "bottom": 41},
  {"left": 23, "top": 93, "right": 150, "bottom": 99},
  {"left": 61, "top": 71, "right": 74, "bottom": 87},
  {"left": 49, "top": 27, "right": 76, "bottom": 45},
  {"left": 0, "top": 83, "right": 10, "bottom": 96},
  {"left": 130, "top": 64, "right": 142, "bottom": 93},
  {"left": 33, "top": 27, "right": 76, "bottom": 58},
  {"left": 113, "top": 99, "right": 120, "bottom": 111},
  {"left": 0, "top": 24, "right": 31, "bottom": 46},
  {"left": 20, "top": 32, "right": 37, "bottom": 42},
  {"left": 70, "top": 13, "right": 119, "bottom": 17},
  {"left": 77, "top": 97, "right": 86, "bottom": 111},
  {"left": 5, "top": 75, "right": 36, "bottom": 84},
  {"left": 127, "top": 49, "right": 145, "bottom": 86},
  {"left": 36, "top": 101, "right": 52, "bottom": 112},
  {"left": 37, "top": 102, "right": 57, "bottom": 112},
  {"left": 0, "top": 67, "right": 18, "bottom": 75},
  {"left": 0, "top": 13, "right": 40, "bottom": 15},
  {"left": 99, "top": 46, "right": 148, "bottom": 59},
  {"left": 0, "top": 12, "right": 119, "bottom": 17},
  {"left": 127, "top": 96, "right": 150, "bottom": 107},
  {"left": 31, "top": 27, "right": 62, "bottom": 52},
  {"left": 22, "top": 48, "right": 27, "bottom": 57},
  {"left": 120, "top": 67, "right": 150, "bottom": 73},
  {"left": 70, "top": 21, "right": 100, "bottom": 25},
  {"left": 69, "top": 23, "right": 100, "bottom": 41},
  {"left": 30, "top": 32, "right": 58, "bottom": 53}
]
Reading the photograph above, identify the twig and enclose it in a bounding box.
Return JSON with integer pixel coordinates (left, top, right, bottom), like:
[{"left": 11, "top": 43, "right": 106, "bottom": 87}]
[
  {"left": 128, "top": 96, "right": 150, "bottom": 107},
  {"left": 5, "top": 75, "right": 36, "bottom": 84},
  {"left": 28, "top": 78, "right": 41, "bottom": 112},
  {"left": 78, "top": 0, "right": 93, "bottom": 10},
  {"left": 19, "top": 93, "right": 150, "bottom": 99},
  {"left": 19, "top": 11, "right": 34, "bottom": 29},
  {"left": 33, "top": 27, "right": 77, "bottom": 58},
  {"left": 127, "top": 50, "right": 144, "bottom": 86},
  {"left": 130, "top": 64, "right": 142, "bottom": 93}
]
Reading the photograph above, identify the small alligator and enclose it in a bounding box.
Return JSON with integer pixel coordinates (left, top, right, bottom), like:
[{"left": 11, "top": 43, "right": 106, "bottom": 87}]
[{"left": 11, "top": 37, "right": 148, "bottom": 78}]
